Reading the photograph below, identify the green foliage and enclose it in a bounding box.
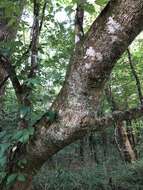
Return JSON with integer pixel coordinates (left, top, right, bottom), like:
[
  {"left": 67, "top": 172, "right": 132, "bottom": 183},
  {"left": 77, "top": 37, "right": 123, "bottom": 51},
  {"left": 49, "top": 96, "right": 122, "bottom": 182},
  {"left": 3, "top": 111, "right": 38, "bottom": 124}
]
[
  {"left": 17, "top": 159, "right": 27, "bottom": 168},
  {"left": 33, "top": 167, "right": 108, "bottom": 190},
  {"left": 96, "top": 0, "right": 109, "bottom": 6},
  {"left": 12, "top": 127, "right": 34, "bottom": 143},
  {"left": 0, "top": 172, "right": 7, "bottom": 184},
  {"left": 6, "top": 173, "right": 26, "bottom": 187},
  {"left": 84, "top": 2, "right": 95, "bottom": 14},
  {"left": 6, "top": 173, "right": 17, "bottom": 186},
  {"left": 33, "top": 158, "right": 143, "bottom": 190},
  {"left": 19, "top": 106, "right": 31, "bottom": 119},
  {"left": 17, "top": 173, "right": 26, "bottom": 182}
]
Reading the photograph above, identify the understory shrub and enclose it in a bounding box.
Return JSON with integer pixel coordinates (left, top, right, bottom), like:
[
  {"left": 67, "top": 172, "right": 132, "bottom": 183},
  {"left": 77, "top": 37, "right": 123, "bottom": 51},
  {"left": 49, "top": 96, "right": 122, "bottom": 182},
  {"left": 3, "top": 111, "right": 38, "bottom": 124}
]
[{"left": 33, "top": 159, "right": 143, "bottom": 190}]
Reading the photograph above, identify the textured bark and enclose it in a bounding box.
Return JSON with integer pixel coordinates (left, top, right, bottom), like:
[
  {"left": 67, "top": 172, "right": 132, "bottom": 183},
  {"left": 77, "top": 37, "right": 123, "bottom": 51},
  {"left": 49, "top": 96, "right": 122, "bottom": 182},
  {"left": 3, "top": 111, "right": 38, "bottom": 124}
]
[
  {"left": 28, "top": 0, "right": 40, "bottom": 78},
  {"left": 26, "top": 0, "right": 143, "bottom": 165},
  {"left": 9, "top": 0, "right": 143, "bottom": 189},
  {"left": 75, "top": 0, "right": 84, "bottom": 43},
  {"left": 75, "top": 0, "right": 85, "bottom": 161},
  {"left": 116, "top": 122, "right": 137, "bottom": 162},
  {"left": 116, "top": 121, "right": 136, "bottom": 162},
  {"left": 0, "top": 6, "right": 9, "bottom": 109},
  {"left": 0, "top": 67, "right": 6, "bottom": 106}
]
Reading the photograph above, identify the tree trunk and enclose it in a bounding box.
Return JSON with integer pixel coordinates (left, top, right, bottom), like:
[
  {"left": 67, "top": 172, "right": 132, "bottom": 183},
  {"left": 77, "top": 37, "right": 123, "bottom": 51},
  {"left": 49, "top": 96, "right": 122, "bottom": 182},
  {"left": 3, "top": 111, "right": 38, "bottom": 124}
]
[
  {"left": 117, "top": 121, "right": 136, "bottom": 162},
  {"left": 7, "top": 0, "right": 143, "bottom": 189},
  {"left": 0, "top": 68, "right": 6, "bottom": 106},
  {"left": 25, "top": 0, "right": 143, "bottom": 173},
  {"left": 0, "top": 1, "right": 24, "bottom": 115},
  {"left": 105, "top": 85, "right": 137, "bottom": 162}
]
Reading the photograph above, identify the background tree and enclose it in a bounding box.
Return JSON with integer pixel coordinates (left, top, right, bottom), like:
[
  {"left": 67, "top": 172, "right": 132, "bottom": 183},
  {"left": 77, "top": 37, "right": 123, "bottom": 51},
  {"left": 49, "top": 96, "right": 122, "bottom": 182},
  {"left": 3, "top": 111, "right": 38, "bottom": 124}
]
[{"left": 0, "top": 0, "right": 24, "bottom": 118}]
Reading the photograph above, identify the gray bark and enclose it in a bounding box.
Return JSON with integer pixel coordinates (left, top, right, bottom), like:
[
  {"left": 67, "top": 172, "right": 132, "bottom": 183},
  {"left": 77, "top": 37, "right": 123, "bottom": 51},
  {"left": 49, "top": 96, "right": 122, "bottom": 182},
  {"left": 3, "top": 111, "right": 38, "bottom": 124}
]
[{"left": 26, "top": 0, "right": 143, "bottom": 169}]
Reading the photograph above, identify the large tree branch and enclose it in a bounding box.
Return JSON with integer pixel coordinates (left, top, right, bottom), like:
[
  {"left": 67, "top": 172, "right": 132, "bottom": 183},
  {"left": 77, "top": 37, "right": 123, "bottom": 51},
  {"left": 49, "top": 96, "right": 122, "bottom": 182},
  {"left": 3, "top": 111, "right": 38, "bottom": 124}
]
[
  {"left": 78, "top": 106, "right": 143, "bottom": 131},
  {"left": 25, "top": 0, "right": 143, "bottom": 167},
  {"left": 6, "top": 1, "right": 143, "bottom": 189}
]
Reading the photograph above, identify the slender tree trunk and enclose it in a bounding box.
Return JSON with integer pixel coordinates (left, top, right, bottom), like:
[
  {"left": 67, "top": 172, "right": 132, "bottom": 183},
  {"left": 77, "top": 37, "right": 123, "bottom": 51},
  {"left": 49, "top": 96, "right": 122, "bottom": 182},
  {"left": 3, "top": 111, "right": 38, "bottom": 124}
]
[
  {"left": 124, "top": 95, "right": 138, "bottom": 159},
  {"left": 88, "top": 133, "right": 99, "bottom": 163},
  {"left": 105, "top": 85, "right": 136, "bottom": 162},
  {"left": 0, "top": 68, "right": 6, "bottom": 106},
  {"left": 0, "top": 1, "right": 24, "bottom": 114},
  {"left": 117, "top": 121, "right": 136, "bottom": 162},
  {"left": 0, "top": 6, "right": 9, "bottom": 116}
]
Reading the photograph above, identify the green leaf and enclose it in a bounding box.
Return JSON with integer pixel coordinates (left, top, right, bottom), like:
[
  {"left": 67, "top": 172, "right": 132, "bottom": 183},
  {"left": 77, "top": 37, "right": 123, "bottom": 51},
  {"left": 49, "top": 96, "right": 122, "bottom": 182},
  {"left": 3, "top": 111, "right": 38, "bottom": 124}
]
[
  {"left": 24, "top": 78, "right": 41, "bottom": 87},
  {"left": 18, "top": 159, "right": 27, "bottom": 167},
  {"left": 0, "top": 172, "right": 7, "bottom": 181},
  {"left": 12, "top": 128, "right": 34, "bottom": 143},
  {"left": 17, "top": 174, "right": 26, "bottom": 182},
  {"left": 84, "top": 2, "right": 95, "bottom": 14},
  {"left": 96, "top": 0, "right": 108, "bottom": 6},
  {"left": 12, "top": 130, "right": 23, "bottom": 140},
  {"left": 0, "top": 156, "right": 7, "bottom": 167},
  {"left": 6, "top": 174, "right": 17, "bottom": 186},
  {"left": 18, "top": 133, "right": 30, "bottom": 143},
  {"left": 26, "top": 127, "right": 34, "bottom": 135},
  {"left": 0, "top": 143, "right": 10, "bottom": 156}
]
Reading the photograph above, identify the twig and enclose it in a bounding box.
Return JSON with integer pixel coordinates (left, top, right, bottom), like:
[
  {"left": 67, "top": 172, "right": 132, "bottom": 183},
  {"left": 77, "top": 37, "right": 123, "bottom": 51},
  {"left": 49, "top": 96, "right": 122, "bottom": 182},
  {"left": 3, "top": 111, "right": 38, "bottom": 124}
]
[
  {"left": 127, "top": 48, "right": 143, "bottom": 104},
  {"left": 0, "top": 54, "right": 22, "bottom": 102},
  {"left": 39, "top": 0, "right": 47, "bottom": 34}
]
